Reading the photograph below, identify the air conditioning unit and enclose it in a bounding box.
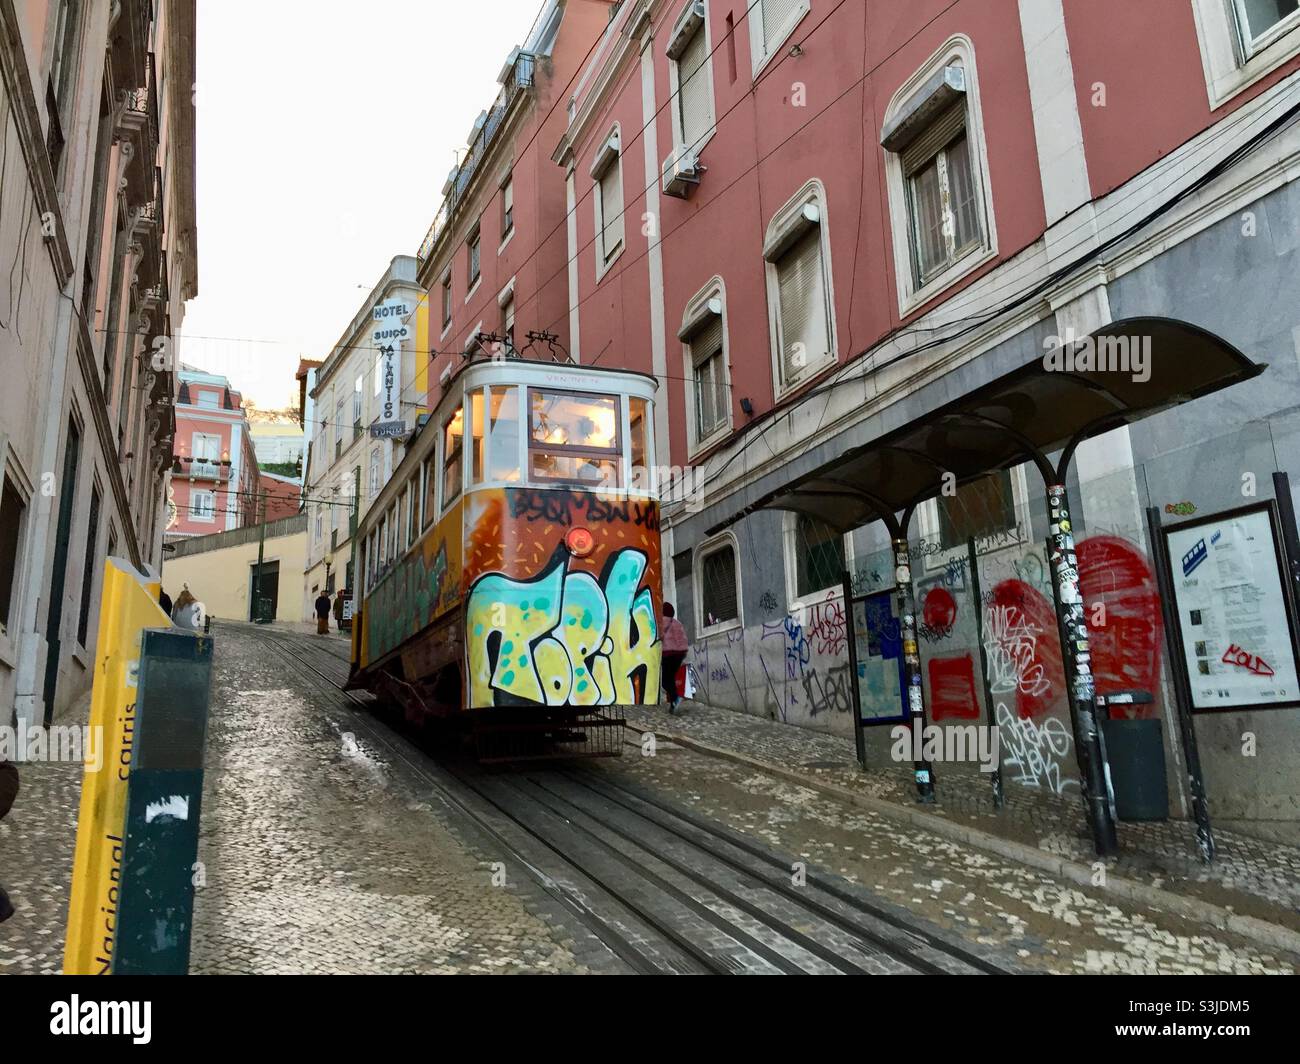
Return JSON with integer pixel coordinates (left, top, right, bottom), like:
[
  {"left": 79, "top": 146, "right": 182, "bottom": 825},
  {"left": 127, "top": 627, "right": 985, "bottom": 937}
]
[{"left": 662, "top": 149, "right": 701, "bottom": 199}]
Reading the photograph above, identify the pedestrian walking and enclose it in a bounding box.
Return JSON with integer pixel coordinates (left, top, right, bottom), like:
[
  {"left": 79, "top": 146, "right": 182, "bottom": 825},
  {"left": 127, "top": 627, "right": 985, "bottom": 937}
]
[
  {"left": 315, "top": 591, "right": 331, "bottom": 636},
  {"left": 660, "top": 602, "right": 690, "bottom": 714},
  {"left": 0, "top": 756, "right": 18, "bottom": 923},
  {"left": 171, "top": 586, "right": 202, "bottom": 631},
  {"left": 333, "top": 589, "right": 346, "bottom": 633}
]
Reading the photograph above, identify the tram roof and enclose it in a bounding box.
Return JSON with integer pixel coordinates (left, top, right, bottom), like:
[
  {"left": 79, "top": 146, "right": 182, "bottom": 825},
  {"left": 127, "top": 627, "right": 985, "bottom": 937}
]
[{"left": 704, "top": 317, "right": 1265, "bottom": 536}]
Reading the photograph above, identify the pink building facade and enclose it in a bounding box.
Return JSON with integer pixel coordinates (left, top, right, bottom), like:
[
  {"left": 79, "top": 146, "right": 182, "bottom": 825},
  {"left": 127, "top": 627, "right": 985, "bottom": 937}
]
[
  {"left": 167, "top": 371, "right": 259, "bottom": 538},
  {"left": 534, "top": 0, "right": 1300, "bottom": 822}
]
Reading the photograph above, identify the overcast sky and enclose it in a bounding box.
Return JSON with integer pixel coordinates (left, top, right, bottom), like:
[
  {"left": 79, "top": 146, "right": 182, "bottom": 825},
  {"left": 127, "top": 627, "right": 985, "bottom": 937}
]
[{"left": 180, "top": 0, "right": 548, "bottom": 410}]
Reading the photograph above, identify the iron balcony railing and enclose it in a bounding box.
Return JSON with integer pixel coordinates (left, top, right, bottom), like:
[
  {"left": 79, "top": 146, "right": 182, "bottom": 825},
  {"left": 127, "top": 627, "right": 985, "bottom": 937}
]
[{"left": 418, "top": 52, "right": 536, "bottom": 263}]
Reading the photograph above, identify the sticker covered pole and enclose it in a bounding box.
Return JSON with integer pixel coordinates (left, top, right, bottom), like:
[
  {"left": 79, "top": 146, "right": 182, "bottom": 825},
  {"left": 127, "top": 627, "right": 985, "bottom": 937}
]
[
  {"left": 1045, "top": 484, "right": 1118, "bottom": 856},
  {"left": 894, "top": 536, "right": 936, "bottom": 801}
]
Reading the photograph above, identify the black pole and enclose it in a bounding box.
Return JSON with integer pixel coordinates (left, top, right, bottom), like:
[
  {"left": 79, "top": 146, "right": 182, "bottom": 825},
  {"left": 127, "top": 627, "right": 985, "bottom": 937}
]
[
  {"left": 1145, "top": 504, "right": 1214, "bottom": 862},
  {"left": 967, "top": 536, "right": 1003, "bottom": 808},
  {"left": 842, "top": 569, "right": 867, "bottom": 769},
  {"left": 894, "top": 534, "right": 936, "bottom": 801},
  {"left": 1271, "top": 472, "right": 1300, "bottom": 612},
  {"left": 1045, "top": 482, "right": 1118, "bottom": 856}
]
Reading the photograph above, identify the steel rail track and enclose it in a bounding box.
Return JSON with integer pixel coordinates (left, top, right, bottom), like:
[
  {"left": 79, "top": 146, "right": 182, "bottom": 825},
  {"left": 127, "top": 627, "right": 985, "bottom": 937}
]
[{"left": 250, "top": 624, "right": 1018, "bottom": 975}]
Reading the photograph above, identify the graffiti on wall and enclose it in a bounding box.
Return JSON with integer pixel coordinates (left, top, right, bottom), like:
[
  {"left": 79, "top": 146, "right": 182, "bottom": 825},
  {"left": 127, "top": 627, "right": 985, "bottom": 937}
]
[
  {"left": 928, "top": 654, "right": 979, "bottom": 720},
  {"left": 996, "top": 702, "right": 1078, "bottom": 794},
  {"left": 465, "top": 545, "right": 660, "bottom": 707}
]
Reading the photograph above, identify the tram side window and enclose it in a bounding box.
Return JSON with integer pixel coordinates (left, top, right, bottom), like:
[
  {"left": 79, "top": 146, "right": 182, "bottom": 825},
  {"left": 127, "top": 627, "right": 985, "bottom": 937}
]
[
  {"left": 443, "top": 406, "right": 464, "bottom": 508},
  {"left": 488, "top": 385, "right": 521, "bottom": 482},
  {"left": 399, "top": 488, "right": 410, "bottom": 551},
  {"left": 422, "top": 456, "right": 436, "bottom": 530},
  {"left": 529, "top": 390, "right": 620, "bottom": 488},
  {"left": 470, "top": 390, "right": 485, "bottom": 485},
  {"left": 629, "top": 397, "right": 648, "bottom": 488},
  {"left": 378, "top": 516, "right": 388, "bottom": 570}
]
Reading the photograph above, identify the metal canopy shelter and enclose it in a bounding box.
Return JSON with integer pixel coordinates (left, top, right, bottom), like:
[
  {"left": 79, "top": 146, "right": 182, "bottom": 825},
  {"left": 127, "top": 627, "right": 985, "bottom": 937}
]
[{"left": 706, "top": 317, "right": 1265, "bottom": 856}]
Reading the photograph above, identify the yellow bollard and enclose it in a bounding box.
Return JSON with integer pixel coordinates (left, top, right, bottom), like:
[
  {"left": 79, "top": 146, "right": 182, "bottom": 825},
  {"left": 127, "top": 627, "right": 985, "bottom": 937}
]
[{"left": 62, "top": 558, "right": 168, "bottom": 975}]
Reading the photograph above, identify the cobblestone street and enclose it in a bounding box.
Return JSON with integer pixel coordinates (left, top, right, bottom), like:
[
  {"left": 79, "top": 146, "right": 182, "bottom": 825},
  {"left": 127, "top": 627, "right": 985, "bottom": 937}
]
[
  {"left": 627, "top": 699, "right": 1300, "bottom": 938},
  {"left": 4, "top": 623, "right": 1298, "bottom": 974}
]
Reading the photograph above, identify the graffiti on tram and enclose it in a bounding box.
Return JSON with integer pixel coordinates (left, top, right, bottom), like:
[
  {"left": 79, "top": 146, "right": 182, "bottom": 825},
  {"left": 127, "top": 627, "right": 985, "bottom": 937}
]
[{"left": 463, "top": 488, "right": 662, "bottom": 707}]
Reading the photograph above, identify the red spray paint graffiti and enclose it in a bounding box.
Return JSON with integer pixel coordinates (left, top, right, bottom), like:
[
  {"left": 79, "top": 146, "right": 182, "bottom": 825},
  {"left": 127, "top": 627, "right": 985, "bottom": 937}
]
[
  {"left": 929, "top": 654, "right": 979, "bottom": 720},
  {"left": 1076, "top": 536, "right": 1163, "bottom": 719},
  {"left": 985, "top": 580, "right": 1062, "bottom": 720}
]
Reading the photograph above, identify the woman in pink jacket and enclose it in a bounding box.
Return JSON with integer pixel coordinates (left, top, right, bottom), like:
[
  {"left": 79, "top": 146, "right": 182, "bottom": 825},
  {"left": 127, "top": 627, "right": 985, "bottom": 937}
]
[{"left": 660, "top": 602, "right": 690, "bottom": 713}]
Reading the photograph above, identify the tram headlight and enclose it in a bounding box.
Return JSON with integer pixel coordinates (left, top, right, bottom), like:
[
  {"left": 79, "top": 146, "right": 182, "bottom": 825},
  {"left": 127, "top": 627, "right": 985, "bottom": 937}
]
[{"left": 565, "top": 527, "right": 595, "bottom": 557}]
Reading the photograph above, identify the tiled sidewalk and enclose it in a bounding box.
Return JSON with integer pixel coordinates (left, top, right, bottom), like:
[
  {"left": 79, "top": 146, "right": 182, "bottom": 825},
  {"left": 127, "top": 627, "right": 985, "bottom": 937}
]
[{"left": 627, "top": 700, "right": 1300, "bottom": 938}]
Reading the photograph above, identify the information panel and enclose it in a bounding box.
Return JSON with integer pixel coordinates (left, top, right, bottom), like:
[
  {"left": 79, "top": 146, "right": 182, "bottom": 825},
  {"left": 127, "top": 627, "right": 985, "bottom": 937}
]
[
  {"left": 1164, "top": 503, "right": 1300, "bottom": 713},
  {"left": 852, "top": 590, "right": 908, "bottom": 724}
]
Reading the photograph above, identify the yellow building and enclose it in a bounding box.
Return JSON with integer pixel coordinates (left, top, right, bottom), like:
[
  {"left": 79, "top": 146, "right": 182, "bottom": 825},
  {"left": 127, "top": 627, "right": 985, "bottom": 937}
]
[{"left": 162, "top": 515, "right": 308, "bottom": 623}]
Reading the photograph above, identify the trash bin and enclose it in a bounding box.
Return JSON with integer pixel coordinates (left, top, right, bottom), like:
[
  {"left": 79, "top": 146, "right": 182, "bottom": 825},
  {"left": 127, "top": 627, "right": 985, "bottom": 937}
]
[{"left": 1100, "top": 715, "right": 1169, "bottom": 821}]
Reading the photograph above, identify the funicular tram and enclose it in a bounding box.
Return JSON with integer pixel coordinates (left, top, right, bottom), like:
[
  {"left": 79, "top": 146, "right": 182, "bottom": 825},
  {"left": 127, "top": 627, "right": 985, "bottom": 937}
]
[{"left": 348, "top": 350, "right": 663, "bottom": 760}]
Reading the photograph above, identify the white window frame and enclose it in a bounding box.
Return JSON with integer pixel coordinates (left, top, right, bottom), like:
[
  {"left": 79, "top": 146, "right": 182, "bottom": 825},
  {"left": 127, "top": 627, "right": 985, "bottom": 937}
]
[
  {"left": 694, "top": 531, "right": 743, "bottom": 637},
  {"left": 749, "top": 0, "right": 811, "bottom": 78},
  {"left": 466, "top": 222, "right": 482, "bottom": 300},
  {"left": 368, "top": 446, "right": 381, "bottom": 499},
  {"left": 189, "top": 489, "right": 216, "bottom": 523},
  {"left": 591, "top": 125, "right": 625, "bottom": 281},
  {"left": 679, "top": 276, "right": 732, "bottom": 456},
  {"left": 1192, "top": 0, "right": 1300, "bottom": 109},
  {"left": 763, "top": 178, "right": 837, "bottom": 399},
  {"left": 499, "top": 173, "right": 515, "bottom": 251},
  {"left": 667, "top": 0, "right": 717, "bottom": 159},
  {"left": 782, "top": 510, "right": 854, "bottom": 617},
  {"left": 440, "top": 269, "right": 453, "bottom": 337},
  {"left": 882, "top": 37, "right": 997, "bottom": 318}
]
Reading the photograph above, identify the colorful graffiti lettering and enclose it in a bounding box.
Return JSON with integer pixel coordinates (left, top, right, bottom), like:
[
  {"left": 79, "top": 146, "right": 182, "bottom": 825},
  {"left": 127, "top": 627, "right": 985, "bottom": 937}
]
[
  {"left": 465, "top": 546, "right": 660, "bottom": 707},
  {"left": 1164, "top": 501, "right": 1196, "bottom": 516},
  {"left": 368, "top": 536, "right": 458, "bottom": 662}
]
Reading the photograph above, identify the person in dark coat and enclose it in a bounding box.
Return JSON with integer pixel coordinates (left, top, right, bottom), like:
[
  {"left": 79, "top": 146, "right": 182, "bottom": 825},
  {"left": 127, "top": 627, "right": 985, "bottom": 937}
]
[
  {"left": 314, "top": 592, "right": 331, "bottom": 635},
  {"left": 0, "top": 757, "right": 18, "bottom": 923},
  {"left": 332, "top": 589, "right": 346, "bottom": 632},
  {"left": 158, "top": 587, "right": 173, "bottom": 616}
]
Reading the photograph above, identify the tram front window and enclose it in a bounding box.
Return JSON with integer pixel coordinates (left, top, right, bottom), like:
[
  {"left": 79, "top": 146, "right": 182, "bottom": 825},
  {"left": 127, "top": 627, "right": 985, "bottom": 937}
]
[
  {"left": 529, "top": 390, "right": 620, "bottom": 488},
  {"left": 487, "top": 385, "right": 521, "bottom": 482}
]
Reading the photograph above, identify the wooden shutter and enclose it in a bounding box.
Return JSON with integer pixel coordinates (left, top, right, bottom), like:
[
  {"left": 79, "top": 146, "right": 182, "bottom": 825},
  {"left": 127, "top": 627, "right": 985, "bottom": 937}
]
[
  {"left": 678, "top": 23, "right": 712, "bottom": 146},
  {"left": 690, "top": 313, "right": 724, "bottom": 436},
  {"left": 900, "top": 101, "right": 966, "bottom": 176},
  {"left": 701, "top": 544, "right": 738, "bottom": 624},
  {"left": 776, "top": 226, "right": 828, "bottom": 385},
  {"left": 599, "top": 162, "right": 624, "bottom": 259},
  {"left": 762, "top": 0, "right": 802, "bottom": 48}
]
